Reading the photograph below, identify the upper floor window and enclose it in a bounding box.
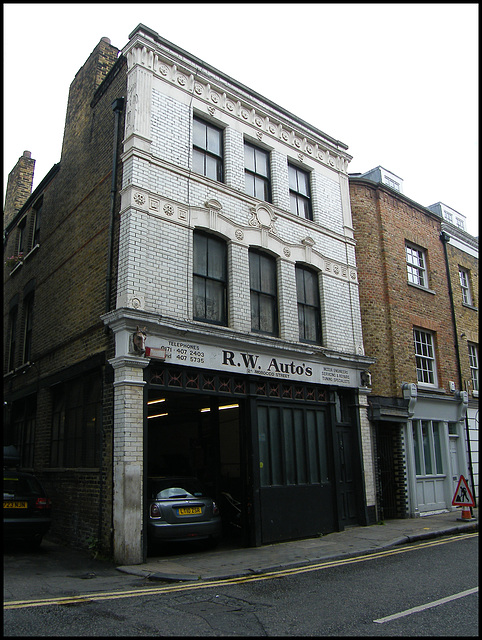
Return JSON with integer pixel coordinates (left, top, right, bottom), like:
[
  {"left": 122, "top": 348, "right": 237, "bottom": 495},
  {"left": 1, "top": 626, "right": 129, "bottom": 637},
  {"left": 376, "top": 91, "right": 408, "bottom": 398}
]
[
  {"left": 288, "top": 163, "right": 312, "bottom": 220},
  {"left": 7, "top": 304, "right": 18, "bottom": 372},
  {"left": 16, "top": 217, "right": 27, "bottom": 258},
  {"left": 413, "top": 328, "right": 437, "bottom": 386},
  {"left": 406, "top": 243, "right": 427, "bottom": 287},
  {"left": 244, "top": 142, "right": 271, "bottom": 202},
  {"left": 193, "top": 231, "right": 227, "bottom": 325},
  {"left": 32, "top": 198, "right": 43, "bottom": 248},
  {"left": 22, "top": 293, "right": 35, "bottom": 364},
  {"left": 468, "top": 343, "right": 479, "bottom": 393},
  {"left": 459, "top": 267, "right": 472, "bottom": 305},
  {"left": 296, "top": 265, "right": 321, "bottom": 344},
  {"left": 192, "top": 116, "right": 223, "bottom": 182},
  {"left": 384, "top": 176, "right": 401, "bottom": 191},
  {"left": 249, "top": 249, "right": 278, "bottom": 336}
]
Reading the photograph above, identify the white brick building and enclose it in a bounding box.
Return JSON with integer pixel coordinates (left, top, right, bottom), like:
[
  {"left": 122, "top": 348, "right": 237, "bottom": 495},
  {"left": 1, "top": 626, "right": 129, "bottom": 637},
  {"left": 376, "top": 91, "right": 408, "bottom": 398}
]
[{"left": 103, "top": 24, "right": 376, "bottom": 565}]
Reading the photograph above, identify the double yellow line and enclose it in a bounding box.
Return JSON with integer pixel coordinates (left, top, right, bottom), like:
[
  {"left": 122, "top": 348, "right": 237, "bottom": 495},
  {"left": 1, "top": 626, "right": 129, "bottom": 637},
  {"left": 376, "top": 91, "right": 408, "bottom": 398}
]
[{"left": 4, "top": 532, "right": 477, "bottom": 610}]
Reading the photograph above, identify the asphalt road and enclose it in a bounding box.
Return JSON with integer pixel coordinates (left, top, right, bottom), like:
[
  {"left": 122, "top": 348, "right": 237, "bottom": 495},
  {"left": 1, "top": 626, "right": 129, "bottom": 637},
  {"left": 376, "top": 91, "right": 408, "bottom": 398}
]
[{"left": 4, "top": 533, "right": 478, "bottom": 637}]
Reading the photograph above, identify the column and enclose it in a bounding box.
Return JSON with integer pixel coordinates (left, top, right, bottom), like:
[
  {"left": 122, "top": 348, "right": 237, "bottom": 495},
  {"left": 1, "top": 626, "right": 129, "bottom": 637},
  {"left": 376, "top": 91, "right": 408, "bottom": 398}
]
[{"left": 109, "top": 355, "right": 149, "bottom": 565}]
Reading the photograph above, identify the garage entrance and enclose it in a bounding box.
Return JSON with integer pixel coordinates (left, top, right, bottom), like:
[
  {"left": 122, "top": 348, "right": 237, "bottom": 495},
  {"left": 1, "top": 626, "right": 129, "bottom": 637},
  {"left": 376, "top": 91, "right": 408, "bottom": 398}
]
[{"left": 146, "top": 387, "right": 249, "bottom": 545}]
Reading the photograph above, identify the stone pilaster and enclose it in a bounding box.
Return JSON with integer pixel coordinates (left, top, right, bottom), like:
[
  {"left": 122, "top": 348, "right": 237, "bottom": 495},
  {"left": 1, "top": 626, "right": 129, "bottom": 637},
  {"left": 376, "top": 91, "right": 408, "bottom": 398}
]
[{"left": 109, "top": 355, "right": 149, "bottom": 565}]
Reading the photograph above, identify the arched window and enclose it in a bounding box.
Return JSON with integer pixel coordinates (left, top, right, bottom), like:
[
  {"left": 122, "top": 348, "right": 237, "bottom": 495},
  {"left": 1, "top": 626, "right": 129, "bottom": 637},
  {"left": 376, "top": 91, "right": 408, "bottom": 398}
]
[
  {"left": 193, "top": 231, "right": 227, "bottom": 325},
  {"left": 249, "top": 249, "right": 278, "bottom": 336},
  {"left": 296, "top": 265, "right": 321, "bottom": 344}
]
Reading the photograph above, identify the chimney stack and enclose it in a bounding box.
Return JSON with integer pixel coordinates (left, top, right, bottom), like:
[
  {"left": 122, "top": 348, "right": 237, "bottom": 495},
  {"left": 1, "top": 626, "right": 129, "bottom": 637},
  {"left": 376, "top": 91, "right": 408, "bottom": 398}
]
[{"left": 4, "top": 150, "right": 36, "bottom": 228}]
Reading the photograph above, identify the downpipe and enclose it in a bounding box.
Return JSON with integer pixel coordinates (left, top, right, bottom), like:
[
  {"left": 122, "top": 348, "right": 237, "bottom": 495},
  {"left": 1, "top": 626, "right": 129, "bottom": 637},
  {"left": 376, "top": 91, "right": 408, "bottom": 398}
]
[{"left": 105, "top": 97, "right": 125, "bottom": 316}]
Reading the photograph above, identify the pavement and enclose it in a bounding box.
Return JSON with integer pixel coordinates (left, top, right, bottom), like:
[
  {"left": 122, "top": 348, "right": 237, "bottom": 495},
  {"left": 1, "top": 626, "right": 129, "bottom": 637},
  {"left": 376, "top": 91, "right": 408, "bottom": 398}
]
[{"left": 117, "top": 507, "right": 478, "bottom": 582}]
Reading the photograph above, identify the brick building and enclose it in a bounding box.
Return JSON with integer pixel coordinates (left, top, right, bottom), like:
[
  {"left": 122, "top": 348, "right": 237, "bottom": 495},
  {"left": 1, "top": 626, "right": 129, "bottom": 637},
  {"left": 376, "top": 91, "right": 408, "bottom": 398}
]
[
  {"left": 4, "top": 37, "right": 126, "bottom": 554},
  {"left": 349, "top": 167, "right": 477, "bottom": 519},
  {"left": 4, "top": 25, "right": 376, "bottom": 565},
  {"left": 428, "top": 202, "right": 478, "bottom": 502}
]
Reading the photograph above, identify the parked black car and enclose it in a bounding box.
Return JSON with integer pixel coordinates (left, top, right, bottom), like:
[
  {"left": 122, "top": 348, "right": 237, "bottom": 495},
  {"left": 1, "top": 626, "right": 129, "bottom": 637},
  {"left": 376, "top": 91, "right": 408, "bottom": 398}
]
[
  {"left": 3, "top": 447, "right": 51, "bottom": 549},
  {"left": 147, "top": 476, "right": 222, "bottom": 549}
]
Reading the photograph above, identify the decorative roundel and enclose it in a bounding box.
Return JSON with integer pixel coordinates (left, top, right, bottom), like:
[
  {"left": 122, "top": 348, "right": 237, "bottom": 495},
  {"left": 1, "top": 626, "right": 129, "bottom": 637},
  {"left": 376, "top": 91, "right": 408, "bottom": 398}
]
[
  {"left": 194, "top": 83, "right": 203, "bottom": 95},
  {"left": 255, "top": 117, "right": 263, "bottom": 127},
  {"left": 235, "top": 229, "right": 244, "bottom": 241},
  {"left": 163, "top": 204, "right": 174, "bottom": 216},
  {"left": 159, "top": 65, "right": 169, "bottom": 76},
  {"left": 294, "top": 138, "right": 301, "bottom": 148},
  {"left": 177, "top": 74, "right": 187, "bottom": 86},
  {"left": 256, "top": 207, "right": 271, "bottom": 228},
  {"left": 269, "top": 124, "right": 277, "bottom": 134},
  {"left": 241, "top": 109, "right": 249, "bottom": 120},
  {"left": 132, "top": 298, "right": 141, "bottom": 309},
  {"left": 134, "top": 193, "right": 146, "bottom": 205},
  {"left": 282, "top": 131, "right": 289, "bottom": 141},
  {"left": 210, "top": 92, "right": 220, "bottom": 104},
  {"left": 306, "top": 145, "right": 313, "bottom": 155},
  {"left": 226, "top": 101, "right": 235, "bottom": 111}
]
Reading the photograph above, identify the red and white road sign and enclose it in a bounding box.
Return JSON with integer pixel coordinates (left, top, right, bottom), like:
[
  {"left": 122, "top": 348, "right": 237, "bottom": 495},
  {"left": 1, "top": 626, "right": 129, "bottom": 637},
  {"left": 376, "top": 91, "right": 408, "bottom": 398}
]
[{"left": 452, "top": 475, "right": 475, "bottom": 507}]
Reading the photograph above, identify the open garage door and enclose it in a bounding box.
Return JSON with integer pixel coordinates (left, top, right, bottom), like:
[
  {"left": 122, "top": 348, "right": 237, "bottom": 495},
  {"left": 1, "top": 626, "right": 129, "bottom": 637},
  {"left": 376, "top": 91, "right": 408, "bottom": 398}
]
[{"left": 146, "top": 389, "right": 249, "bottom": 544}]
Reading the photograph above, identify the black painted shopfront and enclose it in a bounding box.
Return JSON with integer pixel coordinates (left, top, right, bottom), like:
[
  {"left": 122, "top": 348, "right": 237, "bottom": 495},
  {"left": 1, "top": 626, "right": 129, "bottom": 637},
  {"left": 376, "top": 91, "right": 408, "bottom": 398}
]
[{"left": 145, "top": 364, "right": 368, "bottom": 550}]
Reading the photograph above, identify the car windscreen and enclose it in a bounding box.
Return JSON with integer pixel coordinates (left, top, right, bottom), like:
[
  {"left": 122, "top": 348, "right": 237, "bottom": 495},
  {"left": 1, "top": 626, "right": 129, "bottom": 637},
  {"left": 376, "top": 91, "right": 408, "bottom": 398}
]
[
  {"left": 3, "top": 475, "right": 44, "bottom": 498},
  {"left": 148, "top": 478, "right": 206, "bottom": 500}
]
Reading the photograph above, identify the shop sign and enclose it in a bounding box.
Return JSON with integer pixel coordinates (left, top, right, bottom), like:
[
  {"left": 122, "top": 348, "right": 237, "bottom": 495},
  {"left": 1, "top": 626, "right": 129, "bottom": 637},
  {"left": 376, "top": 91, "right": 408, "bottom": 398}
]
[{"left": 146, "top": 338, "right": 357, "bottom": 387}]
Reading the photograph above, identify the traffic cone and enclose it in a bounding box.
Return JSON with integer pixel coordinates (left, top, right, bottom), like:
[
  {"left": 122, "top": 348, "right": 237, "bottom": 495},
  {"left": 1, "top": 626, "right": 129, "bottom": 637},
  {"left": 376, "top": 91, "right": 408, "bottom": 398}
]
[{"left": 460, "top": 506, "right": 472, "bottom": 520}]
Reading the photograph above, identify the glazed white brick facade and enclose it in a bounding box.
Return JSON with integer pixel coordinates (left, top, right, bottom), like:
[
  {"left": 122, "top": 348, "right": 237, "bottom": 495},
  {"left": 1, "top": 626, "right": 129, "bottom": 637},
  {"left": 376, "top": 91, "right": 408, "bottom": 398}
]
[
  {"left": 118, "top": 66, "right": 366, "bottom": 357},
  {"left": 106, "top": 26, "right": 380, "bottom": 563}
]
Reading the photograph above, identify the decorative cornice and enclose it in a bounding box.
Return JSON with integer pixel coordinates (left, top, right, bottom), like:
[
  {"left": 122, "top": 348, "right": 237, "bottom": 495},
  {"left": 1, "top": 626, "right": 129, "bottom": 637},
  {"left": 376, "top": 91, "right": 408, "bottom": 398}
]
[{"left": 124, "top": 38, "right": 351, "bottom": 175}]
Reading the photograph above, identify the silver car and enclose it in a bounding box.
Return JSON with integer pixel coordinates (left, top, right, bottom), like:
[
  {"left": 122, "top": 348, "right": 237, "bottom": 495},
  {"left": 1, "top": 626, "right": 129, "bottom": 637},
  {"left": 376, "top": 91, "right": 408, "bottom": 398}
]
[{"left": 147, "top": 477, "right": 222, "bottom": 549}]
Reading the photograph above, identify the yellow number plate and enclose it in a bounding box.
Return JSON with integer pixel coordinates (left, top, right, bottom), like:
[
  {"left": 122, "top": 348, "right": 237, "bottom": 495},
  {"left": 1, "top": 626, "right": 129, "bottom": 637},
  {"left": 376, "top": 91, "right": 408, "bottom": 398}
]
[
  {"left": 178, "top": 506, "right": 202, "bottom": 515},
  {"left": 3, "top": 501, "right": 27, "bottom": 509}
]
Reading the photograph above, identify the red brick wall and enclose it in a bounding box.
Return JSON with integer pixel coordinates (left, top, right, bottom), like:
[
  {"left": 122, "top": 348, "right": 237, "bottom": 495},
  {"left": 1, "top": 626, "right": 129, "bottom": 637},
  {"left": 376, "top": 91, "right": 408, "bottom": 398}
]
[{"left": 350, "top": 180, "right": 459, "bottom": 398}]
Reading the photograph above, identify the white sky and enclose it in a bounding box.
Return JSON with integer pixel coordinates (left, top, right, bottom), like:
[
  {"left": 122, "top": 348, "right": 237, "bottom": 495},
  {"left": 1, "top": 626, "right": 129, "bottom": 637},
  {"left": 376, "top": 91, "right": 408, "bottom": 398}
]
[{"left": 3, "top": 3, "right": 479, "bottom": 236}]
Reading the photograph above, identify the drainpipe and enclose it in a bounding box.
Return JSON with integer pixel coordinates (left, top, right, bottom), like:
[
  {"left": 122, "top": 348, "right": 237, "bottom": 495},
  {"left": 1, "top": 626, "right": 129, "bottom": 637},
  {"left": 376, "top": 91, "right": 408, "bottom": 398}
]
[
  {"left": 440, "top": 230, "right": 476, "bottom": 508},
  {"left": 105, "top": 97, "right": 125, "bottom": 316}
]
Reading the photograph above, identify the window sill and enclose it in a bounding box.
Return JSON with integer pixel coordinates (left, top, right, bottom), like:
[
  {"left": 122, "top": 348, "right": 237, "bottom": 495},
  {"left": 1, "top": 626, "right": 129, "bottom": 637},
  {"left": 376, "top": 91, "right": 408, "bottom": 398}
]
[
  {"left": 8, "top": 261, "right": 24, "bottom": 275},
  {"left": 3, "top": 363, "right": 33, "bottom": 378},
  {"left": 42, "top": 467, "right": 100, "bottom": 473},
  {"left": 417, "top": 384, "right": 446, "bottom": 394},
  {"left": 6, "top": 246, "right": 39, "bottom": 276},
  {"left": 24, "top": 244, "right": 40, "bottom": 261},
  {"left": 462, "top": 302, "right": 478, "bottom": 311},
  {"left": 408, "top": 282, "right": 435, "bottom": 295},
  {"left": 472, "top": 390, "right": 479, "bottom": 398}
]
